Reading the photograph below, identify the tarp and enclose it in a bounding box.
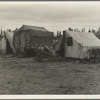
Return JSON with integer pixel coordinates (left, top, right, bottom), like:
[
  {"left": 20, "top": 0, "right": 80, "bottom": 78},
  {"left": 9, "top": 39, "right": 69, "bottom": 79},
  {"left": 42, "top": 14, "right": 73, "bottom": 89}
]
[
  {"left": 52, "top": 36, "right": 63, "bottom": 52},
  {"left": 16, "top": 25, "right": 53, "bottom": 36},
  {"left": 5, "top": 31, "right": 16, "bottom": 53},
  {"left": 18, "top": 25, "right": 48, "bottom": 32}
]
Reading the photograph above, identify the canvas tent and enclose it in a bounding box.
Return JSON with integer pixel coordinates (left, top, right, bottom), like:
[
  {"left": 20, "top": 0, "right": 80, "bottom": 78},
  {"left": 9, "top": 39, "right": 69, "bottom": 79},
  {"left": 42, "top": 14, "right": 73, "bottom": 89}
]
[
  {"left": 5, "top": 31, "right": 16, "bottom": 53},
  {"left": 13, "top": 25, "right": 54, "bottom": 54},
  {"left": 53, "top": 30, "right": 100, "bottom": 59},
  {"left": 0, "top": 30, "right": 15, "bottom": 55},
  {"left": 0, "top": 36, "right": 6, "bottom": 54}
]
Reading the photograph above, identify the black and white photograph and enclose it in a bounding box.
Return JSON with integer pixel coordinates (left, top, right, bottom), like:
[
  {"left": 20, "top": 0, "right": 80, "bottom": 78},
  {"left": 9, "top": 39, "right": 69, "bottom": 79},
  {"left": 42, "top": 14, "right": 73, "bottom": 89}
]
[{"left": 0, "top": 1, "right": 100, "bottom": 95}]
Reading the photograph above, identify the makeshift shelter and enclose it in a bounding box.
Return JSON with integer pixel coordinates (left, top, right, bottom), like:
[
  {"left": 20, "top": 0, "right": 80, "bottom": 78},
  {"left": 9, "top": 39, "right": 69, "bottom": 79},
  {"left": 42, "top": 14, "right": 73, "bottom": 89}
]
[
  {"left": 13, "top": 25, "right": 54, "bottom": 54},
  {"left": 5, "top": 31, "right": 16, "bottom": 54},
  {"left": 0, "top": 36, "right": 6, "bottom": 54},
  {"left": 0, "top": 30, "right": 15, "bottom": 55},
  {"left": 53, "top": 30, "right": 100, "bottom": 59}
]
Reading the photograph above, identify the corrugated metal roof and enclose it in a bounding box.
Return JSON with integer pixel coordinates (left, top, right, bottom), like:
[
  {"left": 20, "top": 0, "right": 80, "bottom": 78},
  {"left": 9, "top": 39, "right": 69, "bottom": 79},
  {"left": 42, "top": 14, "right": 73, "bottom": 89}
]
[{"left": 66, "top": 30, "right": 100, "bottom": 47}]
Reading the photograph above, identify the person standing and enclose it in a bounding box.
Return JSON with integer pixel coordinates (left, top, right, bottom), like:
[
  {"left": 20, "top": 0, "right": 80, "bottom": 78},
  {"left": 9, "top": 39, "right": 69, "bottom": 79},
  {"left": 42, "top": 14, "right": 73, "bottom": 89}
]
[{"left": 37, "top": 44, "right": 44, "bottom": 63}]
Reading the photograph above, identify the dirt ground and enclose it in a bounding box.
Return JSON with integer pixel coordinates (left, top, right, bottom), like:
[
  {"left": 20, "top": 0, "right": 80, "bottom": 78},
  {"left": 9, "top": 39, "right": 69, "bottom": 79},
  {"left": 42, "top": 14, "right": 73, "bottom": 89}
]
[{"left": 0, "top": 56, "right": 100, "bottom": 94}]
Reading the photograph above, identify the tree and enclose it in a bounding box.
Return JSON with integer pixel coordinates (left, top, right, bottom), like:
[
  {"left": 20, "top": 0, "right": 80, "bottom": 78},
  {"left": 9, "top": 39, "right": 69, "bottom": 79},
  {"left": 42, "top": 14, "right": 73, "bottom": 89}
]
[
  {"left": 88, "top": 29, "right": 91, "bottom": 33},
  {"left": 92, "top": 29, "right": 95, "bottom": 34}
]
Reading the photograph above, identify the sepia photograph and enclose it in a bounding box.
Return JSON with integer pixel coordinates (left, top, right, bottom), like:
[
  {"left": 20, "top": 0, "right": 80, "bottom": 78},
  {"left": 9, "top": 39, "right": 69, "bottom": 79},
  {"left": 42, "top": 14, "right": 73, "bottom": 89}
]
[{"left": 0, "top": 1, "right": 100, "bottom": 95}]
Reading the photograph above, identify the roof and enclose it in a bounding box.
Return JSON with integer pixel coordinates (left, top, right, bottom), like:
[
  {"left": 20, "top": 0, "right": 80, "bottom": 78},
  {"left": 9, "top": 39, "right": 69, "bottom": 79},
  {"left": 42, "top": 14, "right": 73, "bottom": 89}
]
[
  {"left": 19, "top": 25, "right": 48, "bottom": 32},
  {"left": 15, "top": 25, "right": 53, "bottom": 36},
  {"left": 66, "top": 30, "right": 100, "bottom": 47}
]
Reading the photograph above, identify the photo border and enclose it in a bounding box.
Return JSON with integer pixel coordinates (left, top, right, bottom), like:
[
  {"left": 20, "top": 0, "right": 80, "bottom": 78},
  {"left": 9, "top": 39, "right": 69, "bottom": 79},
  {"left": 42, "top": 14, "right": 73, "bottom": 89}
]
[{"left": 0, "top": 0, "right": 100, "bottom": 99}]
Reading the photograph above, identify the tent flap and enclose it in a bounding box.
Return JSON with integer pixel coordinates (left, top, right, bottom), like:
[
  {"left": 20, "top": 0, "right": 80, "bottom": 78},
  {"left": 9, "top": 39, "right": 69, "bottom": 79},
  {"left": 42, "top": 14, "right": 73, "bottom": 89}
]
[{"left": 6, "top": 31, "right": 16, "bottom": 53}]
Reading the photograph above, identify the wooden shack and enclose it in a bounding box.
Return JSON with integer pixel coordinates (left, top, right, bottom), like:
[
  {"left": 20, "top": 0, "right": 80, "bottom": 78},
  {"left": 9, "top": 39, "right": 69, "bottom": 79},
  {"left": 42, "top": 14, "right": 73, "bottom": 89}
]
[{"left": 13, "top": 25, "right": 54, "bottom": 55}]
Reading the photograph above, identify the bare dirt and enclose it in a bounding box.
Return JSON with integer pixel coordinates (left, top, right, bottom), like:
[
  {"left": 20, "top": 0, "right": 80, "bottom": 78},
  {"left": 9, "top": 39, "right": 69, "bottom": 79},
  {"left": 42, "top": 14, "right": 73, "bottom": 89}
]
[{"left": 0, "top": 57, "right": 100, "bottom": 94}]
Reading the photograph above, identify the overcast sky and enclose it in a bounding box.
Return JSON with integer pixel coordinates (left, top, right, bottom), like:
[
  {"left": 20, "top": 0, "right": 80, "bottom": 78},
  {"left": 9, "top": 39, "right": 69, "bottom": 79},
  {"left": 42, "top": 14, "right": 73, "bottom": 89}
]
[{"left": 0, "top": 1, "right": 100, "bottom": 34}]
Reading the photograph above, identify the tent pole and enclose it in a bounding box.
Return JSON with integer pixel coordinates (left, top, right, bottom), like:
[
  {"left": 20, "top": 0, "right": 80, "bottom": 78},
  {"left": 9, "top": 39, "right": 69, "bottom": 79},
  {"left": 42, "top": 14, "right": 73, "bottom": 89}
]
[
  {"left": 62, "top": 30, "right": 66, "bottom": 57},
  {"left": 79, "top": 43, "right": 83, "bottom": 59}
]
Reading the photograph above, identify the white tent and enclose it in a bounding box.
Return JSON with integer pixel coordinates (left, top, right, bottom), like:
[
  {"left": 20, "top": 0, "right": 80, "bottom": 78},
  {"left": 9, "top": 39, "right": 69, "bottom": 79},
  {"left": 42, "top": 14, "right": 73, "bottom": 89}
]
[
  {"left": 64, "top": 30, "right": 100, "bottom": 59},
  {"left": 5, "top": 31, "right": 16, "bottom": 53},
  {"left": 0, "top": 30, "right": 16, "bottom": 55},
  {"left": 0, "top": 37, "right": 6, "bottom": 54}
]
